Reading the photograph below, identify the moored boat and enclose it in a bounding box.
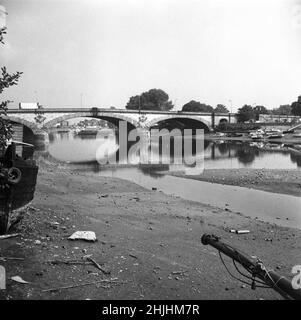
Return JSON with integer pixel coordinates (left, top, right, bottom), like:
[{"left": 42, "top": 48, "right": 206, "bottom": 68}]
[
  {"left": 0, "top": 142, "right": 38, "bottom": 234},
  {"left": 267, "top": 133, "right": 284, "bottom": 139}
]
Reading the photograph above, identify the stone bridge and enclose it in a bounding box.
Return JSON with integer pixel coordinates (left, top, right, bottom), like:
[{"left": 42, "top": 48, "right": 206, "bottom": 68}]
[{"left": 4, "top": 107, "right": 237, "bottom": 136}]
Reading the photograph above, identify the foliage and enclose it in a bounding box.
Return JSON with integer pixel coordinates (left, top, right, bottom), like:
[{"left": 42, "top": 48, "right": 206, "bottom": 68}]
[
  {"left": 182, "top": 100, "right": 214, "bottom": 112},
  {"left": 291, "top": 96, "right": 301, "bottom": 116},
  {"left": 237, "top": 105, "right": 255, "bottom": 123},
  {"left": 0, "top": 27, "right": 22, "bottom": 147},
  {"left": 253, "top": 105, "right": 269, "bottom": 120},
  {"left": 214, "top": 104, "right": 229, "bottom": 113},
  {"left": 271, "top": 104, "right": 291, "bottom": 115},
  {"left": 126, "top": 88, "right": 173, "bottom": 111},
  {"left": 215, "top": 122, "right": 260, "bottom": 132}
]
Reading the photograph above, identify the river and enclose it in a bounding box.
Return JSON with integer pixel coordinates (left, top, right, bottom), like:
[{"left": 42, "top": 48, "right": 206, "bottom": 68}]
[{"left": 45, "top": 131, "right": 301, "bottom": 229}]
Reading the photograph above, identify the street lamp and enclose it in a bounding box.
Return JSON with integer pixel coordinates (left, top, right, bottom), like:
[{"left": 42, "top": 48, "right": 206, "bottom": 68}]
[
  {"left": 228, "top": 100, "right": 233, "bottom": 113},
  {"left": 80, "top": 93, "right": 83, "bottom": 108}
]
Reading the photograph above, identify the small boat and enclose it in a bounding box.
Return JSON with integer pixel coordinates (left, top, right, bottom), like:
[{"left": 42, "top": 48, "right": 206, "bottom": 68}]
[
  {"left": 251, "top": 136, "right": 263, "bottom": 140},
  {"left": 249, "top": 132, "right": 264, "bottom": 140},
  {"left": 267, "top": 134, "right": 284, "bottom": 139},
  {"left": 227, "top": 132, "right": 243, "bottom": 137},
  {"left": 0, "top": 141, "right": 38, "bottom": 234},
  {"left": 283, "top": 129, "right": 294, "bottom": 134},
  {"left": 76, "top": 126, "right": 99, "bottom": 137}
]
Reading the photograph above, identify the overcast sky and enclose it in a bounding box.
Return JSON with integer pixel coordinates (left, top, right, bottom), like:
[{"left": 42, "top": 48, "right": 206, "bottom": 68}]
[{"left": 1, "top": 0, "right": 301, "bottom": 111}]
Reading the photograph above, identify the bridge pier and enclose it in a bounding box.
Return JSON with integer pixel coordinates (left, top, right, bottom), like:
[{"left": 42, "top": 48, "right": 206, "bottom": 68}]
[
  {"left": 211, "top": 112, "right": 215, "bottom": 129},
  {"left": 33, "top": 130, "right": 49, "bottom": 150}
]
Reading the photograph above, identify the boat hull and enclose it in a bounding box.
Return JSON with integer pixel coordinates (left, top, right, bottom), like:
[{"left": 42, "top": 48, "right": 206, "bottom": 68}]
[{"left": 0, "top": 158, "right": 38, "bottom": 234}]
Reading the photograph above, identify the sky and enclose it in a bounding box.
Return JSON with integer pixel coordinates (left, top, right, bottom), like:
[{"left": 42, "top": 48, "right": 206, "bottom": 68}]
[{"left": 0, "top": 0, "right": 301, "bottom": 112}]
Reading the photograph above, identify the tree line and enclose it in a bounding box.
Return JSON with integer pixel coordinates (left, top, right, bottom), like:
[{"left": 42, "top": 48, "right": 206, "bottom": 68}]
[{"left": 125, "top": 88, "right": 301, "bottom": 122}]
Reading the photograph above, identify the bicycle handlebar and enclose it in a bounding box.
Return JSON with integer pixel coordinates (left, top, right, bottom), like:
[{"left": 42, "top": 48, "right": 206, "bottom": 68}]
[{"left": 201, "top": 234, "right": 301, "bottom": 300}]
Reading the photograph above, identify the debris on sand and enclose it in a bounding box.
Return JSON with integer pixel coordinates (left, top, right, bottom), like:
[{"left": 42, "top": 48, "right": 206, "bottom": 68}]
[
  {"left": 0, "top": 233, "right": 20, "bottom": 240},
  {"left": 229, "top": 229, "right": 250, "bottom": 234},
  {"left": 11, "top": 276, "right": 30, "bottom": 284},
  {"left": 68, "top": 231, "right": 97, "bottom": 242},
  {"left": 42, "top": 277, "right": 120, "bottom": 292}
]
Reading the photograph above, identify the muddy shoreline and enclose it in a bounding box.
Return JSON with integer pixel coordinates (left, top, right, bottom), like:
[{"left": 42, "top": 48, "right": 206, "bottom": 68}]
[
  {"left": 0, "top": 160, "right": 300, "bottom": 300},
  {"left": 170, "top": 168, "right": 301, "bottom": 197}
]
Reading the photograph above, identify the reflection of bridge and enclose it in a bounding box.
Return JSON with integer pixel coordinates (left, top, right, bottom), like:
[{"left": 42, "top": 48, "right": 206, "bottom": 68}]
[{"left": 5, "top": 107, "right": 237, "bottom": 136}]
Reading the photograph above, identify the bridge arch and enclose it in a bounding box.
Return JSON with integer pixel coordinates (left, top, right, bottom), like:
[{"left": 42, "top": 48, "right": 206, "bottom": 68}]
[
  {"left": 219, "top": 118, "right": 228, "bottom": 124},
  {"left": 146, "top": 115, "right": 211, "bottom": 132},
  {"left": 44, "top": 112, "right": 139, "bottom": 130},
  {"left": 2, "top": 115, "right": 40, "bottom": 134}
]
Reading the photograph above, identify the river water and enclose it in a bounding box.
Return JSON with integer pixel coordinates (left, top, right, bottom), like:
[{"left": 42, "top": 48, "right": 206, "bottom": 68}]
[{"left": 46, "top": 131, "right": 301, "bottom": 229}]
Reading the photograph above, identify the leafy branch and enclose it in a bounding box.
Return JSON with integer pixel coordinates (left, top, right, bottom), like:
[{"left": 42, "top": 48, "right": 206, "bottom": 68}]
[{"left": 0, "top": 26, "right": 22, "bottom": 147}]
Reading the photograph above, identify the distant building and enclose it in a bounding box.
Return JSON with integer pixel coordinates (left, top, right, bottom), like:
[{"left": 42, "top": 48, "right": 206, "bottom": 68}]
[
  {"left": 259, "top": 114, "right": 300, "bottom": 123},
  {"left": 59, "top": 120, "right": 69, "bottom": 127}
]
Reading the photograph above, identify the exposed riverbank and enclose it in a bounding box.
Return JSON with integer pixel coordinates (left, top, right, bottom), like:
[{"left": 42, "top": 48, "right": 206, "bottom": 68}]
[
  {"left": 0, "top": 160, "right": 300, "bottom": 300},
  {"left": 205, "top": 133, "right": 301, "bottom": 144},
  {"left": 171, "top": 168, "right": 301, "bottom": 197}
]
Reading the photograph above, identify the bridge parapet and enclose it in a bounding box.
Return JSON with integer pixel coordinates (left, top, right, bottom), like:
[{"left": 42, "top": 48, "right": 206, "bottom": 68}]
[{"left": 5, "top": 108, "right": 237, "bottom": 132}]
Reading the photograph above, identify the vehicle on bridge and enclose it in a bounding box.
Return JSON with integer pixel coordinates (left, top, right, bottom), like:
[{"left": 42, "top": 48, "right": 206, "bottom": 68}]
[{"left": 19, "top": 102, "right": 39, "bottom": 109}]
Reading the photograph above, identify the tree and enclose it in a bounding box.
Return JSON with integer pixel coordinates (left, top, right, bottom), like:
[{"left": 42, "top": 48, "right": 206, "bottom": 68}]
[
  {"left": 125, "top": 88, "right": 174, "bottom": 111},
  {"left": 272, "top": 104, "right": 291, "bottom": 115},
  {"left": 291, "top": 96, "right": 301, "bottom": 116},
  {"left": 237, "top": 105, "right": 255, "bottom": 123},
  {"left": 214, "top": 104, "right": 229, "bottom": 113},
  {"left": 182, "top": 100, "right": 214, "bottom": 112},
  {"left": 253, "top": 105, "right": 269, "bottom": 120},
  {"left": 0, "top": 27, "right": 22, "bottom": 148},
  {"left": 253, "top": 105, "right": 268, "bottom": 114}
]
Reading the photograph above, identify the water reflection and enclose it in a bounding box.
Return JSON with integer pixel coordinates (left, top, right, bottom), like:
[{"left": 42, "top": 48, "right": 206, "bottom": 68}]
[{"left": 47, "top": 131, "right": 301, "bottom": 171}]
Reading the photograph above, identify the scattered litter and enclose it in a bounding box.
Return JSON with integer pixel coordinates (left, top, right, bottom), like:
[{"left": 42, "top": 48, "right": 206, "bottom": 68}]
[
  {"left": 230, "top": 229, "right": 250, "bottom": 234},
  {"left": 100, "top": 194, "right": 109, "bottom": 198},
  {"left": 68, "top": 231, "right": 97, "bottom": 242},
  {"left": 11, "top": 276, "right": 30, "bottom": 284},
  {"left": 171, "top": 271, "right": 186, "bottom": 275},
  {"left": 0, "top": 233, "right": 20, "bottom": 240},
  {"left": 264, "top": 238, "right": 273, "bottom": 242}
]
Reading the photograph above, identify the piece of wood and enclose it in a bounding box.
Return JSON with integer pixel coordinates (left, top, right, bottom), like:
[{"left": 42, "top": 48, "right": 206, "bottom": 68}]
[
  {"left": 42, "top": 278, "right": 119, "bottom": 292},
  {"left": 0, "top": 233, "right": 20, "bottom": 240},
  {"left": 86, "top": 257, "right": 111, "bottom": 275},
  {"left": 46, "top": 260, "right": 92, "bottom": 266},
  {"left": 0, "top": 256, "right": 24, "bottom": 261}
]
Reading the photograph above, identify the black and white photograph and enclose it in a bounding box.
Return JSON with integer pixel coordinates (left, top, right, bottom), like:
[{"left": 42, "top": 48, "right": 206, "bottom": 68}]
[{"left": 0, "top": 0, "right": 301, "bottom": 308}]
